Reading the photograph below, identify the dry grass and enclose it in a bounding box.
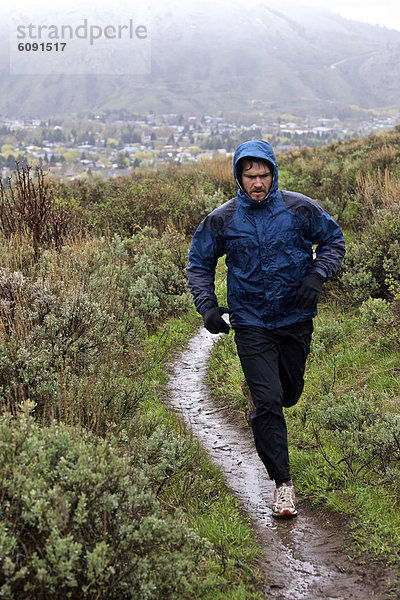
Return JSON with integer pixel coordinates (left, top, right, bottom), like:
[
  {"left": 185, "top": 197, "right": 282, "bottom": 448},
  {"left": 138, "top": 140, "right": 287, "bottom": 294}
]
[
  {"left": 355, "top": 167, "right": 400, "bottom": 221},
  {"left": 199, "top": 155, "right": 233, "bottom": 188}
]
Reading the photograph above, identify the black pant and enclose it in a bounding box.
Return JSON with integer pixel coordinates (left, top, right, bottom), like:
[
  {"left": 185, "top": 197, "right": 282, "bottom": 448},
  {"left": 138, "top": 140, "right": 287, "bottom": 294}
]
[{"left": 234, "top": 321, "right": 313, "bottom": 484}]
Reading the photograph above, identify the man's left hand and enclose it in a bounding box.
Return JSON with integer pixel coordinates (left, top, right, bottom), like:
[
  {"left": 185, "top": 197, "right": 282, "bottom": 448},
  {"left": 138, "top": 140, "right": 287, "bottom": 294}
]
[{"left": 291, "top": 273, "right": 324, "bottom": 309}]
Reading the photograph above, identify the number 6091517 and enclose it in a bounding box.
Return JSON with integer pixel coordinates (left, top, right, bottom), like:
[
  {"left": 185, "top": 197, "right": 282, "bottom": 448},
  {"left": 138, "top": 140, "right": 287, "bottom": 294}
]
[{"left": 17, "top": 42, "right": 67, "bottom": 51}]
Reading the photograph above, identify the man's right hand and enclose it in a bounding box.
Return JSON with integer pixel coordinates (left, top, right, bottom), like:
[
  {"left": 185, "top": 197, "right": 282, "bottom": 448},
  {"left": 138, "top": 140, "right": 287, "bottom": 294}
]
[{"left": 203, "top": 306, "right": 231, "bottom": 334}]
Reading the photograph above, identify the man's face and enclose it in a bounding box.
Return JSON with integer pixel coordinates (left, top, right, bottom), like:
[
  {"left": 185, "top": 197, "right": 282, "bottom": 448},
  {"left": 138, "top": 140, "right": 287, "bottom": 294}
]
[{"left": 240, "top": 159, "right": 273, "bottom": 201}]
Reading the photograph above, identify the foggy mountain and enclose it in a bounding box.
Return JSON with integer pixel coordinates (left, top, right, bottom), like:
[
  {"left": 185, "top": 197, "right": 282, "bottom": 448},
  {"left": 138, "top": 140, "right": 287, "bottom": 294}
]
[{"left": 1, "top": 0, "right": 400, "bottom": 118}]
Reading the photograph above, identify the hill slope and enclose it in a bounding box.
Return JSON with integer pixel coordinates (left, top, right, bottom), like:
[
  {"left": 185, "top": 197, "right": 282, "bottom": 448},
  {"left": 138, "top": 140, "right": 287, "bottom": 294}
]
[{"left": 2, "top": 0, "right": 400, "bottom": 117}]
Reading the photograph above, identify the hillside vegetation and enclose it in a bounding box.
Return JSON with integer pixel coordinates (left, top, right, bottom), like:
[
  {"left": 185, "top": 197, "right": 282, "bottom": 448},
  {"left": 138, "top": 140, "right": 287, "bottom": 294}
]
[
  {"left": 0, "top": 125, "right": 400, "bottom": 596},
  {"left": 0, "top": 160, "right": 262, "bottom": 598}
]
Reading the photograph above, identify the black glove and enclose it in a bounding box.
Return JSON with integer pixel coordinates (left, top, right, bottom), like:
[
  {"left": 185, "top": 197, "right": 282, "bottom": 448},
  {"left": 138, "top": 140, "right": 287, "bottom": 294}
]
[
  {"left": 291, "top": 273, "right": 324, "bottom": 309},
  {"left": 203, "top": 306, "right": 231, "bottom": 334}
]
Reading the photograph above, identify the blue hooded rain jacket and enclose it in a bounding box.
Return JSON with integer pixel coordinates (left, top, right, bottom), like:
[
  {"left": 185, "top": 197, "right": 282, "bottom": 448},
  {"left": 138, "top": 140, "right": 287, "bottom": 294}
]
[{"left": 187, "top": 140, "right": 345, "bottom": 329}]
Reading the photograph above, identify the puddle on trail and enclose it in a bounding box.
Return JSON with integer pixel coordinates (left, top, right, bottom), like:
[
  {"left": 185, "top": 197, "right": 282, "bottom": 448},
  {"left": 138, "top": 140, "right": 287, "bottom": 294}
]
[{"left": 166, "top": 327, "right": 393, "bottom": 600}]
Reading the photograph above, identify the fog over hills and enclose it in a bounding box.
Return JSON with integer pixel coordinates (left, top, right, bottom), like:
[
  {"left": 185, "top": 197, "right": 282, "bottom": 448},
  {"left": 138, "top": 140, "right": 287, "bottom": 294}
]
[{"left": 1, "top": 0, "right": 400, "bottom": 117}]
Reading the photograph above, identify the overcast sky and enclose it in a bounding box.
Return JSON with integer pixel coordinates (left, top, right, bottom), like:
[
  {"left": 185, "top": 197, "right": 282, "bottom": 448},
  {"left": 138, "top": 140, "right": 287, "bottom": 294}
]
[
  {"left": 4, "top": 0, "right": 400, "bottom": 32},
  {"left": 300, "top": 0, "right": 400, "bottom": 31}
]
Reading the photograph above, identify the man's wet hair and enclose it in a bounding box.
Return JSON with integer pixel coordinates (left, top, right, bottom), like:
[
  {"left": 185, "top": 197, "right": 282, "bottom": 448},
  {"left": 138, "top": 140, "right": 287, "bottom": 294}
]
[{"left": 236, "top": 156, "right": 274, "bottom": 185}]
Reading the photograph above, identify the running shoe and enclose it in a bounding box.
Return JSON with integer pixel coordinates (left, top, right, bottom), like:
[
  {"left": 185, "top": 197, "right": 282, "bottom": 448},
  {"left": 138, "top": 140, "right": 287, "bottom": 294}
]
[{"left": 272, "top": 482, "right": 298, "bottom": 518}]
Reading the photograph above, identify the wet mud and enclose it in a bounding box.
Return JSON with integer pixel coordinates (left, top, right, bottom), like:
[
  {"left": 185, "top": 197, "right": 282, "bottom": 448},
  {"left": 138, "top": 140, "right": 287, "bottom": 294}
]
[{"left": 166, "top": 327, "right": 397, "bottom": 600}]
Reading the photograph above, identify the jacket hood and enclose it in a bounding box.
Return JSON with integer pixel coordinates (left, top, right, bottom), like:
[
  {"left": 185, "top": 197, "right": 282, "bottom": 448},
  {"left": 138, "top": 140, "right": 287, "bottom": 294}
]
[{"left": 233, "top": 140, "right": 278, "bottom": 203}]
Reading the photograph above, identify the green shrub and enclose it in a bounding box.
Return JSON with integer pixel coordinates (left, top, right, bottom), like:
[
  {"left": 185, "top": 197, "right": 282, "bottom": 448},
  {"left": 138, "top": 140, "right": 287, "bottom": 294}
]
[
  {"left": 124, "top": 228, "right": 192, "bottom": 327},
  {"left": 310, "top": 320, "right": 344, "bottom": 360},
  {"left": 0, "top": 267, "right": 115, "bottom": 417},
  {"left": 61, "top": 165, "right": 228, "bottom": 237},
  {"left": 340, "top": 213, "right": 400, "bottom": 303},
  {"left": 0, "top": 266, "right": 113, "bottom": 370},
  {"left": 61, "top": 229, "right": 192, "bottom": 332},
  {"left": 0, "top": 227, "right": 192, "bottom": 426},
  {"left": 279, "top": 128, "right": 400, "bottom": 233},
  {"left": 359, "top": 297, "right": 400, "bottom": 344},
  {"left": 312, "top": 392, "right": 400, "bottom": 488},
  {"left": 0, "top": 267, "right": 57, "bottom": 330},
  {"left": 0, "top": 405, "right": 212, "bottom": 600}
]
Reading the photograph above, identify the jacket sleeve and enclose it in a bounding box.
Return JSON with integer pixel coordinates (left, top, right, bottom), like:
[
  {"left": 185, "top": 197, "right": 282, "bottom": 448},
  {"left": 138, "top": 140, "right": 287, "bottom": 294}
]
[
  {"left": 186, "top": 218, "right": 225, "bottom": 316},
  {"left": 307, "top": 208, "right": 346, "bottom": 281}
]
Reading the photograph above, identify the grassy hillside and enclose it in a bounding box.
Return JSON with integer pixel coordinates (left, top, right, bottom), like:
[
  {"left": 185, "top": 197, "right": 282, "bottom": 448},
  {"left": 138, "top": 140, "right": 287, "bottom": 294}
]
[
  {"left": 0, "top": 163, "right": 263, "bottom": 598},
  {"left": 0, "top": 125, "right": 399, "bottom": 596}
]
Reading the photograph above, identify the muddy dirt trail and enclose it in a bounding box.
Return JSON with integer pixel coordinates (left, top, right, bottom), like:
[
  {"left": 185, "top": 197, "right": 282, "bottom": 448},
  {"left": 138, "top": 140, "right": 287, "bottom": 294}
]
[{"left": 166, "top": 327, "right": 395, "bottom": 600}]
